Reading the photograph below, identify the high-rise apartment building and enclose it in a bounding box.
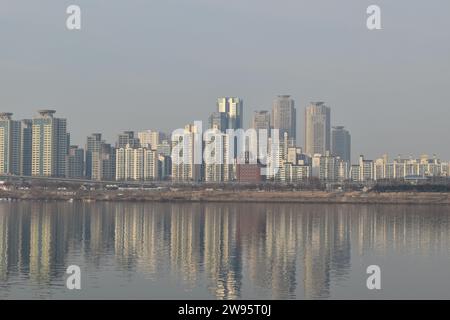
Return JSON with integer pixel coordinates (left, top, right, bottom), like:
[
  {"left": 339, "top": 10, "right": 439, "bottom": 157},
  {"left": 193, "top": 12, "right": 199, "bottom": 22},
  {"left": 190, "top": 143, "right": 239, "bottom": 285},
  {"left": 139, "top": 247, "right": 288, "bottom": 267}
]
[
  {"left": 116, "top": 146, "right": 159, "bottom": 181},
  {"left": 20, "top": 119, "right": 32, "bottom": 176},
  {"left": 271, "top": 95, "right": 296, "bottom": 144},
  {"left": 67, "top": 146, "right": 85, "bottom": 179},
  {"left": 0, "top": 113, "right": 21, "bottom": 175},
  {"left": 373, "top": 154, "right": 448, "bottom": 180},
  {"left": 214, "top": 97, "right": 243, "bottom": 131},
  {"left": 208, "top": 111, "right": 228, "bottom": 132},
  {"left": 86, "top": 133, "right": 102, "bottom": 179},
  {"left": 278, "top": 147, "right": 311, "bottom": 182},
  {"left": 157, "top": 139, "right": 172, "bottom": 179},
  {"left": 31, "top": 110, "right": 68, "bottom": 177},
  {"left": 349, "top": 155, "right": 374, "bottom": 182},
  {"left": 117, "top": 131, "right": 140, "bottom": 149},
  {"left": 156, "top": 139, "right": 171, "bottom": 157},
  {"left": 138, "top": 130, "right": 162, "bottom": 149},
  {"left": 204, "top": 129, "right": 232, "bottom": 183},
  {"left": 171, "top": 123, "right": 202, "bottom": 182},
  {"left": 332, "top": 126, "right": 351, "bottom": 164},
  {"left": 252, "top": 110, "right": 271, "bottom": 132},
  {"left": 85, "top": 133, "right": 115, "bottom": 181},
  {"left": 305, "top": 102, "right": 331, "bottom": 156},
  {"left": 158, "top": 154, "right": 171, "bottom": 180},
  {"left": 98, "top": 143, "right": 116, "bottom": 181}
]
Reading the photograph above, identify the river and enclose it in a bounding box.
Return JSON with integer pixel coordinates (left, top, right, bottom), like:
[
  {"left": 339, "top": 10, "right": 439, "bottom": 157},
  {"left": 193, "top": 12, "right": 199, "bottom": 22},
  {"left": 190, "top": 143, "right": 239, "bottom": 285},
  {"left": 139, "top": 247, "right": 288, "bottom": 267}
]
[{"left": 1, "top": 201, "right": 449, "bottom": 299}]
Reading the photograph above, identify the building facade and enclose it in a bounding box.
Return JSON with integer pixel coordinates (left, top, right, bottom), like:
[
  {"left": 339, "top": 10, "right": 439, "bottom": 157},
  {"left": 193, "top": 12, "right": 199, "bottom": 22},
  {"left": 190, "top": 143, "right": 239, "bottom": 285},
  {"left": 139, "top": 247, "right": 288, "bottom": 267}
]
[
  {"left": 216, "top": 97, "right": 243, "bottom": 131},
  {"left": 349, "top": 155, "right": 374, "bottom": 182},
  {"left": 332, "top": 126, "right": 351, "bottom": 164},
  {"left": 86, "top": 133, "right": 115, "bottom": 181},
  {"left": 271, "top": 95, "right": 296, "bottom": 144},
  {"left": 138, "top": 130, "right": 162, "bottom": 149},
  {"left": 373, "top": 154, "right": 449, "bottom": 180},
  {"left": 305, "top": 102, "right": 331, "bottom": 156},
  {"left": 31, "top": 110, "right": 68, "bottom": 177},
  {"left": 204, "top": 130, "right": 227, "bottom": 183},
  {"left": 67, "top": 146, "right": 85, "bottom": 179},
  {"left": 116, "top": 146, "right": 159, "bottom": 181},
  {"left": 0, "top": 113, "right": 21, "bottom": 175},
  {"left": 117, "top": 131, "right": 140, "bottom": 149},
  {"left": 20, "top": 119, "right": 32, "bottom": 176},
  {"left": 208, "top": 112, "right": 229, "bottom": 132},
  {"left": 252, "top": 110, "right": 271, "bottom": 133},
  {"left": 171, "top": 123, "right": 202, "bottom": 182}
]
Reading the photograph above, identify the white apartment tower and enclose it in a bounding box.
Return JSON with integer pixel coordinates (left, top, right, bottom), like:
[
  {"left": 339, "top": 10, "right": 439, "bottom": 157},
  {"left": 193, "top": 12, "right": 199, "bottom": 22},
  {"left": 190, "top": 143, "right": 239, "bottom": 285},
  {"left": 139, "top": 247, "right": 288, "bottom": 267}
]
[
  {"left": 271, "top": 95, "right": 296, "bottom": 144},
  {"left": 216, "top": 97, "right": 244, "bottom": 130},
  {"left": 116, "top": 146, "right": 159, "bottom": 181},
  {"left": 305, "top": 102, "right": 331, "bottom": 156},
  {"left": 171, "top": 123, "right": 202, "bottom": 182},
  {"left": 0, "top": 113, "right": 21, "bottom": 175},
  {"left": 31, "top": 110, "right": 68, "bottom": 177}
]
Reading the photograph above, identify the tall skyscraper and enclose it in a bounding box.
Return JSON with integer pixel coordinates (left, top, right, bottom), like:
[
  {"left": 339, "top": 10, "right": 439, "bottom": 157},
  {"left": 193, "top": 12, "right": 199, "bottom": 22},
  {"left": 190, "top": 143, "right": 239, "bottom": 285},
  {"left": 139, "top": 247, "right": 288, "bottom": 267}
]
[
  {"left": 271, "top": 95, "right": 296, "bottom": 144},
  {"left": 332, "top": 126, "right": 351, "bottom": 164},
  {"left": 171, "top": 123, "right": 202, "bottom": 182},
  {"left": 31, "top": 110, "right": 68, "bottom": 177},
  {"left": 0, "top": 113, "right": 21, "bottom": 175},
  {"left": 305, "top": 102, "right": 331, "bottom": 156},
  {"left": 204, "top": 128, "right": 232, "bottom": 183},
  {"left": 138, "top": 130, "right": 162, "bottom": 149},
  {"left": 20, "top": 119, "right": 32, "bottom": 176},
  {"left": 252, "top": 110, "right": 271, "bottom": 132},
  {"left": 117, "top": 131, "right": 140, "bottom": 149},
  {"left": 67, "top": 145, "right": 85, "bottom": 179},
  {"left": 99, "top": 143, "right": 116, "bottom": 181},
  {"left": 208, "top": 111, "right": 228, "bottom": 132},
  {"left": 85, "top": 133, "right": 115, "bottom": 181},
  {"left": 215, "top": 97, "right": 244, "bottom": 131},
  {"left": 157, "top": 139, "right": 171, "bottom": 157},
  {"left": 86, "top": 133, "right": 102, "bottom": 179}
]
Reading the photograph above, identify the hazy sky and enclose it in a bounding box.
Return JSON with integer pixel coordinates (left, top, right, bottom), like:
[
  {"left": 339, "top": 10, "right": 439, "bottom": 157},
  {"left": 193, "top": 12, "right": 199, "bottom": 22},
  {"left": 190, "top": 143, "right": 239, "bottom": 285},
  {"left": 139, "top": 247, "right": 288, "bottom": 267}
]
[{"left": 1, "top": 0, "right": 449, "bottom": 161}]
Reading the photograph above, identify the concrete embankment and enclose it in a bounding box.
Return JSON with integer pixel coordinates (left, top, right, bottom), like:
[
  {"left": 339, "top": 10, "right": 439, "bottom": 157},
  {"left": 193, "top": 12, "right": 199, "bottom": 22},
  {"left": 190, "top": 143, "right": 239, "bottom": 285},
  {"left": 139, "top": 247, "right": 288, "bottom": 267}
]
[{"left": 1, "top": 190, "right": 450, "bottom": 205}]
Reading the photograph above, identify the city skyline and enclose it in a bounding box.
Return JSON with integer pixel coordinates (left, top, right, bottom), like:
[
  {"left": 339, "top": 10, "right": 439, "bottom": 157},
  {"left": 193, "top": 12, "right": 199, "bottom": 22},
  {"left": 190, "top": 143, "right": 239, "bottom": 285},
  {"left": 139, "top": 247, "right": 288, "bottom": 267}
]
[
  {"left": 1, "top": 1, "right": 449, "bottom": 161},
  {"left": 1, "top": 102, "right": 448, "bottom": 163},
  {"left": 1, "top": 107, "right": 449, "bottom": 185},
  {"left": 1, "top": 1, "right": 450, "bottom": 304}
]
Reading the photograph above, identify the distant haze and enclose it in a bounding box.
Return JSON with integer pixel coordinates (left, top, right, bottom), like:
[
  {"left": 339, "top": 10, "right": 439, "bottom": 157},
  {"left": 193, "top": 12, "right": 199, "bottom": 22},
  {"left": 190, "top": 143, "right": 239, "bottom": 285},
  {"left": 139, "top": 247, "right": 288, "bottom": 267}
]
[{"left": 1, "top": 0, "right": 449, "bottom": 161}]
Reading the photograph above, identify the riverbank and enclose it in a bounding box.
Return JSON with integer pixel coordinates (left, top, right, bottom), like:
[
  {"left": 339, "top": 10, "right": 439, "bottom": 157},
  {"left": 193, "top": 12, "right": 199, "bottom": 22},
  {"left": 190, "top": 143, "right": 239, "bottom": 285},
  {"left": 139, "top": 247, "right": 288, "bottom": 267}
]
[{"left": 2, "top": 189, "right": 450, "bottom": 204}]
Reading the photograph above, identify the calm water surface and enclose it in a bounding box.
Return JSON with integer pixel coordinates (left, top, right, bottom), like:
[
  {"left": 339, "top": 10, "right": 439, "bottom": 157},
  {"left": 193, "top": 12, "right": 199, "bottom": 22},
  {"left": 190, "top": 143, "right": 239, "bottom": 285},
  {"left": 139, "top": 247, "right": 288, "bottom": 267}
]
[{"left": 1, "top": 201, "right": 450, "bottom": 299}]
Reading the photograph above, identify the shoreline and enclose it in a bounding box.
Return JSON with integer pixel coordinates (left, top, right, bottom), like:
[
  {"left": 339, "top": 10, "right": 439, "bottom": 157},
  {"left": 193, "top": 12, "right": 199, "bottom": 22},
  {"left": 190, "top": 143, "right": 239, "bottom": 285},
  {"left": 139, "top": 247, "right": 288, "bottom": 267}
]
[{"left": 2, "top": 190, "right": 450, "bottom": 205}]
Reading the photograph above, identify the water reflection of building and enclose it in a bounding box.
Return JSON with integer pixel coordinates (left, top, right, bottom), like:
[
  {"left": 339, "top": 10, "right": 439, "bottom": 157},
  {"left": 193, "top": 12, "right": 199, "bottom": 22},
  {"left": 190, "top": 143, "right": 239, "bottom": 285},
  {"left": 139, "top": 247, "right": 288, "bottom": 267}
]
[
  {"left": 138, "top": 204, "right": 170, "bottom": 276},
  {"left": 169, "top": 204, "right": 202, "bottom": 288},
  {"left": 351, "top": 205, "right": 450, "bottom": 257},
  {"left": 29, "top": 203, "right": 70, "bottom": 283},
  {"left": 203, "top": 204, "right": 242, "bottom": 300},
  {"left": 114, "top": 203, "right": 144, "bottom": 269},
  {"left": 0, "top": 203, "right": 32, "bottom": 282},
  {"left": 1, "top": 201, "right": 450, "bottom": 299},
  {"left": 0, "top": 209, "right": 8, "bottom": 281},
  {"left": 301, "top": 207, "right": 332, "bottom": 299},
  {"left": 2, "top": 202, "right": 70, "bottom": 285},
  {"left": 264, "top": 206, "right": 298, "bottom": 299},
  {"left": 114, "top": 202, "right": 171, "bottom": 276}
]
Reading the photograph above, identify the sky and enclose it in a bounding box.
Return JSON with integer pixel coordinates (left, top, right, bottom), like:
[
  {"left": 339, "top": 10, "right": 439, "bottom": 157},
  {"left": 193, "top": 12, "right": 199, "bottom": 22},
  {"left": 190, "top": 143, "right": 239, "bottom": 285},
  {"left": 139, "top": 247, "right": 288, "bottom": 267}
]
[{"left": 0, "top": 0, "right": 449, "bottom": 161}]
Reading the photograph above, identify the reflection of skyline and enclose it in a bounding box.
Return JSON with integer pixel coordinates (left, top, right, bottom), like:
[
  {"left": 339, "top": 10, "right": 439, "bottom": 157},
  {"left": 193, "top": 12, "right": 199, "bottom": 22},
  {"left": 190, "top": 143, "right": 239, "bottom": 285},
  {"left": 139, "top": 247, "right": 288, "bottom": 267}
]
[{"left": 0, "top": 202, "right": 450, "bottom": 299}]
